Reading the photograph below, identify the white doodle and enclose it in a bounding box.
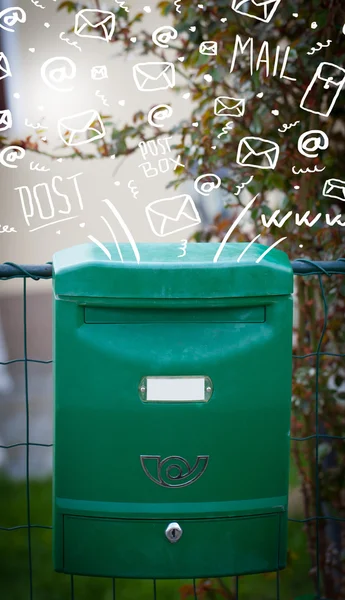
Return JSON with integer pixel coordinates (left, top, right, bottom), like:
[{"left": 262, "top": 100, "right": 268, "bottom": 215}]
[
  {"left": 292, "top": 165, "right": 325, "bottom": 175},
  {"left": 234, "top": 175, "right": 254, "bottom": 196},
  {"left": 194, "top": 173, "right": 221, "bottom": 196},
  {"left": 30, "top": 162, "right": 50, "bottom": 172},
  {"left": 0, "top": 224, "right": 17, "bottom": 233},
  {"left": 300, "top": 62, "right": 345, "bottom": 117},
  {"left": 128, "top": 180, "right": 139, "bottom": 198},
  {"left": 0, "top": 146, "right": 25, "bottom": 169},
  {"left": 41, "top": 57, "right": 76, "bottom": 92},
  {"left": 297, "top": 130, "right": 329, "bottom": 159},
  {"left": 96, "top": 90, "right": 109, "bottom": 107},
  {"left": 178, "top": 239, "right": 188, "bottom": 258},
  {"left": 307, "top": 40, "right": 332, "bottom": 56},
  {"left": 199, "top": 41, "right": 217, "bottom": 55},
  {"left": 236, "top": 234, "right": 261, "bottom": 262},
  {"left": 88, "top": 235, "right": 111, "bottom": 260},
  {"left": 139, "top": 137, "right": 172, "bottom": 159},
  {"left": 152, "top": 26, "right": 178, "bottom": 48},
  {"left": 256, "top": 238, "right": 287, "bottom": 263},
  {"left": 214, "top": 96, "right": 245, "bottom": 117},
  {"left": 174, "top": 0, "right": 181, "bottom": 13},
  {"left": 0, "top": 110, "right": 12, "bottom": 132},
  {"left": 260, "top": 210, "right": 343, "bottom": 228},
  {"left": 133, "top": 62, "right": 175, "bottom": 92},
  {"left": 323, "top": 179, "right": 345, "bottom": 201},
  {"left": 230, "top": 36, "right": 296, "bottom": 80},
  {"left": 231, "top": 0, "right": 282, "bottom": 23},
  {"left": 15, "top": 173, "right": 83, "bottom": 229},
  {"left": 213, "top": 195, "right": 258, "bottom": 263},
  {"left": 58, "top": 110, "right": 105, "bottom": 147},
  {"left": 139, "top": 156, "right": 184, "bottom": 178},
  {"left": 278, "top": 121, "right": 300, "bottom": 133},
  {"left": 237, "top": 137, "right": 279, "bottom": 170},
  {"left": 217, "top": 121, "right": 234, "bottom": 138},
  {"left": 0, "top": 7, "right": 26, "bottom": 32},
  {"left": 103, "top": 198, "right": 140, "bottom": 263},
  {"left": 114, "top": 0, "right": 129, "bottom": 12},
  {"left": 148, "top": 104, "right": 173, "bottom": 128},
  {"left": 59, "top": 32, "right": 82, "bottom": 52},
  {"left": 101, "top": 215, "right": 123, "bottom": 262},
  {"left": 0, "top": 52, "right": 12, "bottom": 81},
  {"left": 91, "top": 65, "right": 108, "bottom": 80},
  {"left": 74, "top": 9, "right": 115, "bottom": 42},
  {"left": 31, "top": 0, "right": 45, "bottom": 8},
  {"left": 146, "top": 194, "right": 201, "bottom": 237},
  {"left": 25, "top": 119, "right": 48, "bottom": 130}
]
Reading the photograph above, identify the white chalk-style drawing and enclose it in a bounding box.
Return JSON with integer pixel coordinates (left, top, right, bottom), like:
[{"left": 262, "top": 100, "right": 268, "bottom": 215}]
[
  {"left": 300, "top": 62, "right": 345, "bottom": 117},
  {"left": 103, "top": 198, "right": 140, "bottom": 263},
  {"left": 0, "top": 146, "right": 25, "bottom": 169},
  {"left": 194, "top": 173, "right": 221, "bottom": 196},
  {"left": 278, "top": 121, "right": 300, "bottom": 133},
  {"left": 0, "top": 52, "right": 12, "bottom": 81},
  {"left": 236, "top": 234, "right": 261, "bottom": 262},
  {"left": 204, "top": 74, "right": 213, "bottom": 83},
  {"left": 307, "top": 40, "right": 332, "bottom": 56},
  {"left": 114, "top": 0, "right": 129, "bottom": 12},
  {"left": 199, "top": 41, "right": 217, "bottom": 55},
  {"left": 292, "top": 165, "right": 325, "bottom": 175},
  {"left": 231, "top": 0, "right": 282, "bottom": 23},
  {"left": 101, "top": 215, "right": 123, "bottom": 262},
  {"left": 234, "top": 175, "right": 254, "bottom": 196},
  {"left": 95, "top": 90, "right": 109, "bottom": 107},
  {"left": 133, "top": 62, "right": 175, "bottom": 92},
  {"left": 152, "top": 26, "right": 178, "bottom": 49},
  {"left": 88, "top": 235, "right": 111, "bottom": 260},
  {"left": 41, "top": 57, "right": 76, "bottom": 93},
  {"left": 213, "top": 194, "right": 258, "bottom": 263},
  {"left": 261, "top": 210, "right": 344, "bottom": 228},
  {"left": 30, "top": 162, "right": 50, "bottom": 172},
  {"left": 0, "top": 7, "right": 26, "bottom": 32},
  {"left": 148, "top": 104, "right": 173, "bottom": 128},
  {"left": 139, "top": 136, "right": 172, "bottom": 159},
  {"left": 178, "top": 239, "right": 188, "bottom": 258},
  {"left": 15, "top": 173, "right": 84, "bottom": 230},
  {"left": 230, "top": 36, "right": 296, "bottom": 81},
  {"left": 58, "top": 110, "right": 105, "bottom": 147},
  {"left": 91, "top": 65, "right": 108, "bottom": 80},
  {"left": 31, "top": 0, "right": 45, "bottom": 8},
  {"left": 74, "top": 9, "right": 115, "bottom": 42},
  {"left": 297, "top": 130, "right": 329, "bottom": 159},
  {"left": 146, "top": 194, "right": 201, "bottom": 237},
  {"left": 217, "top": 121, "right": 234, "bottom": 138},
  {"left": 139, "top": 156, "right": 185, "bottom": 178},
  {"left": 59, "top": 32, "right": 82, "bottom": 52},
  {"left": 214, "top": 96, "right": 245, "bottom": 117},
  {"left": 128, "top": 180, "right": 139, "bottom": 198},
  {"left": 237, "top": 137, "right": 279, "bottom": 170},
  {"left": 322, "top": 179, "right": 345, "bottom": 201},
  {"left": 0, "top": 224, "right": 17, "bottom": 233},
  {"left": 25, "top": 119, "right": 48, "bottom": 130},
  {"left": 0, "top": 109, "right": 12, "bottom": 132},
  {"left": 174, "top": 0, "right": 181, "bottom": 13},
  {"left": 256, "top": 237, "right": 287, "bottom": 263}
]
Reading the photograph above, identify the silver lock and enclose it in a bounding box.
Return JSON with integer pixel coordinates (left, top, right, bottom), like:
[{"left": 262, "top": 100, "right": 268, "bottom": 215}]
[{"left": 165, "top": 522, "right": 183, "bottom": 543}]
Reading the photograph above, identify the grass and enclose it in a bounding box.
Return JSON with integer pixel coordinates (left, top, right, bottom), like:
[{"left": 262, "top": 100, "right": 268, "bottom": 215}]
[{"left": 0, "top": 475, "right": 315, "bottom": 600}]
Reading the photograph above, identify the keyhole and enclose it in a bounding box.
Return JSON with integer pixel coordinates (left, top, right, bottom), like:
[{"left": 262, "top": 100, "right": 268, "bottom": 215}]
[{"left": 171, "top": 528, "right": 176, "bottom": 539}]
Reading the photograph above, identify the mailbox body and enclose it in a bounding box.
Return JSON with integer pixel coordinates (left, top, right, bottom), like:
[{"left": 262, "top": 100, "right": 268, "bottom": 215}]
[{"left": 53, "top": 242, "right": 293, "bottom": 579}]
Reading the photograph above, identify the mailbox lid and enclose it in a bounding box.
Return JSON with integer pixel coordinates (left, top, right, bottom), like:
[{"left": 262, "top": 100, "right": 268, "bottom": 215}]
[{"left": 53, "top": 242, "right": 293, "bottom": 300}]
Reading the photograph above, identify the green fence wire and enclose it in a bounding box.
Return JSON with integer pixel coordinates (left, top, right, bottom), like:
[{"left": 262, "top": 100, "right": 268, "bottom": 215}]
[{"left": 0, "top": 258, "right": 344, "bottom": 600}]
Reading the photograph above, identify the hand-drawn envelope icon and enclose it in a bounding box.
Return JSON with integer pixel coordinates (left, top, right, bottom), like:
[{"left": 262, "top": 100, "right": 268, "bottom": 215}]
[
  {"left": 58, "top": 109, "right": 105, "bottom": 147},
  {"left": 199, "top": 41, "right": 217, "bottom": 56},
  {"left": 145, "top": 194, "right": 201, "bottom": 237},
  {"left": 323, "top": 178, "right": 345, "bottom": 201},
  {"left": 133, "top": 62, "right": 175, "bottom": 92},
  {"left": 0, "top": 109, "right": 12, "bottom": 131},
  {"left": 214, "top": 96, "right": 245, "bottom": 117},
  {"left": 0, "top": 52, "right": 12, "bottom": 81},
  {"left": 237, "top": 137, "right": 279, "bottom": 170},
  {"left": 300, "top": 62, "right": 345, "bottom": 118},
  {"left": 91, "top": 65, "right": 108, "bottom": 80},
  {"left": 231, "top": 0, "right": 282, "bottom": 23},
  {"left": 74, "top": 9, "right": 115, "bottom": 42}
]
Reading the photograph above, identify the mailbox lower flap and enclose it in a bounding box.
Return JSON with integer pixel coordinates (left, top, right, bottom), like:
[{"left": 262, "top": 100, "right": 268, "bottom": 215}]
[{"left": 61, "top": 512, "right": 287, "bottom": 578}]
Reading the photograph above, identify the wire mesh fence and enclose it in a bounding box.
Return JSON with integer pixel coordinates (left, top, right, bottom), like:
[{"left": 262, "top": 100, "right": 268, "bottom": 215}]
[{"left": 0, "top": 258, "right": 344, "bottom": 600}]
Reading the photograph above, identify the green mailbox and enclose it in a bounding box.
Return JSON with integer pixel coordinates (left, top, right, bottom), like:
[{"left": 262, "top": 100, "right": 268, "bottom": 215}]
[{"left": 53, "top": 242, "right": 293, "bottom": 579}]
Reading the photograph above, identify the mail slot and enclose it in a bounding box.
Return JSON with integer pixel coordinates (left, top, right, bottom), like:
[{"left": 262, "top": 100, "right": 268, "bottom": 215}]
[{"left": 53, "top": 242, "right": 293, "bottom": 579}]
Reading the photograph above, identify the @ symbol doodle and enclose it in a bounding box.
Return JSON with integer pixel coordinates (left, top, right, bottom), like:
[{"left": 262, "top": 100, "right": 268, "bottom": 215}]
[
  {"left": 152, "top": 26, "right": 178, "bottom": 48},
  {"left": 297, "top": 130, "right": 329, "bottom": 159},
  {"left": 0, "top": 146, "right": 25, "bottom": 168},
  {"left": 148, "top": 104, "right": 173, "bottom": 128},
  {"left": 194, "top": 173, "right": 222, "bottom": 196},
  {"left": 140, "top": 455, "right": 209, "bottom": 488},
  {"left": 41, "top": 57, "right": 77, "bottom": 93},
  {"left": 0, "top": 7, "right": 26, "bottom": 33}
]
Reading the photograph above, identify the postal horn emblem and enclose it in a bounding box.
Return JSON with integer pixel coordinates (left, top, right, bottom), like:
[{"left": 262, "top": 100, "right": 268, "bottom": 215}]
[{"left": 140, "top": 455, "right": 209, "bottom": 488}]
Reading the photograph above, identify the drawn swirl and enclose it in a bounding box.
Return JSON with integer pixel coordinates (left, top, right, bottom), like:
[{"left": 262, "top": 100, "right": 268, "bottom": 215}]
[
  {"left": 194, "top": 173, "right": 222, "bottom": 196},
  {"left": 140, "top": 455, "right": 209, "bottom": 488},
  {"left": 152, "top": 26, "right": 178, "bottom": 49},
  {"left": 148, "top": 104, "right": 173, "bottom": 128}
]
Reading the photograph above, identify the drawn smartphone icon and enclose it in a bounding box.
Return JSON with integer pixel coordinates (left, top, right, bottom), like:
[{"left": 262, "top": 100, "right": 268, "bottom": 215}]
[{"left": 300, "top": 62, "right": 345, "bottom": 117}]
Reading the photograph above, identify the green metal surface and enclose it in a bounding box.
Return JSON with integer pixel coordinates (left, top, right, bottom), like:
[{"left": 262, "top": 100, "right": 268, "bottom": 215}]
[{"left": 52, "top": 242, "right": 293, "bottom": 579}]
